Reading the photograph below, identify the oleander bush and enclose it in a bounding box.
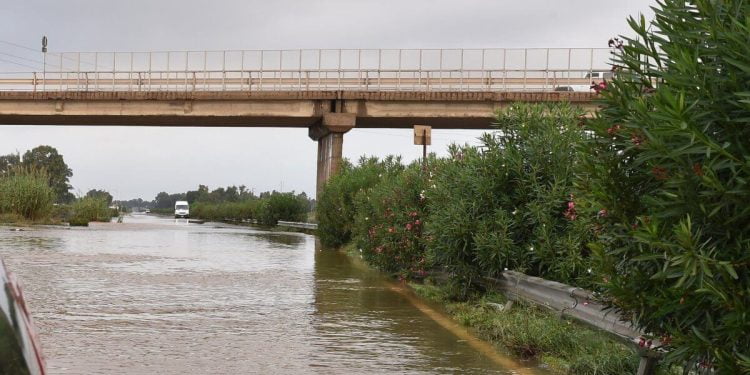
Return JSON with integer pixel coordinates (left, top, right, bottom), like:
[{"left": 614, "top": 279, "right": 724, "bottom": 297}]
[
  {"left": 578, "top": 0, "right": 750, "bottom": 372},
  {"left": 317, "top": 156, "right": 404, "bottom": 247},
  {"left": 426, "top": 103, "right": 595, "bottom": 294},
  {"left": 352, "top": 162, "right": 430, "bottom": 278}
]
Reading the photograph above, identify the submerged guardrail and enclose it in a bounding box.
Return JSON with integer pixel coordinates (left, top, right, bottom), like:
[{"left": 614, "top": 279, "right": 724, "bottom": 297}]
[{"left": 276, "top": 221, "right": 318, "bottom": 230}]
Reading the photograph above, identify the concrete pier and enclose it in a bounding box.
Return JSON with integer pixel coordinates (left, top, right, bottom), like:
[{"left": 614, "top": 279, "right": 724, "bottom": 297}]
[{"left": 309, "top": 113, "right": 355, "bottom": 195}]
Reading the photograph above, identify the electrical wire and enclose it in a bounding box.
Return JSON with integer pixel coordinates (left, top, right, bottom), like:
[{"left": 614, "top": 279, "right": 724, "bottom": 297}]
[
  {"left": 0, "top": 52, "right": 45, "bottom": 68},
  {"left": 0, "top": 57, "right": 38, "bottom": 70},
  {"left": 0, "top": 39, "right": 110, "bottom": 71},
  {"left": 0, "top": 39, "right": 38, "bottom": 53}
]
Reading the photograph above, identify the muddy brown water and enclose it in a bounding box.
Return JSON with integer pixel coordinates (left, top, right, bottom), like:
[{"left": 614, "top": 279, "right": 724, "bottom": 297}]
[{"left": 0, "top": 214, "right": 542, "bottom": 374}]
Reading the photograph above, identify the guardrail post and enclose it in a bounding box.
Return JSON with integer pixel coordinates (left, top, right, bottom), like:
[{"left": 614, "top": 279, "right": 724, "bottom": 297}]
[{"left": 637, "top": 349, "right": 659, "bottom": 375}]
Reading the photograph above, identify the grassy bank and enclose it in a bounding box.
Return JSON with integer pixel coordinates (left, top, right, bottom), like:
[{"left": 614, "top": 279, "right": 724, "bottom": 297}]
[
  {"left": 409, "top": 281, "right": 640, "bottom": 375},
  {"left": 0, "top": 213, "right": 63, "bottom": 226}
]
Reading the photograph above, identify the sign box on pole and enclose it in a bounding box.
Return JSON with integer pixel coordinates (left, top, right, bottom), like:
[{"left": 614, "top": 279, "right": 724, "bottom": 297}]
[{"left": 413, "top": 125, "right": 432, "bottom": 145}]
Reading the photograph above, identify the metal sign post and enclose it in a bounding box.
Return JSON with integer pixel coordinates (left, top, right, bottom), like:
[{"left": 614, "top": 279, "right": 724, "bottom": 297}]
[
  {"left": 413, "top": 125, "right": 432, "bottom": 171},
  {"left": 41, "top": 36, "right": 47, "bottom": 92}
]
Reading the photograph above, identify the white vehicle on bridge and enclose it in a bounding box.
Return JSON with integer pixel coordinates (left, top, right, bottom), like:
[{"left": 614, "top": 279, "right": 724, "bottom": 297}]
[
  {"left": 554, "top": 71, "right": 614, "bottom": 92},
  {"left": 174, "top": 201, "right": 189, "bottom": 219}
]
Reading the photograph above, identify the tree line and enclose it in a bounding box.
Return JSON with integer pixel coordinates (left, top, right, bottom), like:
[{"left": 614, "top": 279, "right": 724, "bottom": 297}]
[{"left": 151, "top": 185, "right": 314, "bottom": 225}]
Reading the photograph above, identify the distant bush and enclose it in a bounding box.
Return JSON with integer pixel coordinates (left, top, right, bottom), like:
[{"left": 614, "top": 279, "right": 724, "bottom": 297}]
[
  {"left": 256, "top": 192, "right": 308, "bottom": 226},
  {"left": 427, "top": 103, "right": 594, "bottom": 293},
  {"left": 192, "top": 200, "right": 258, "bottom": 221},
  {"left": 317, "top": 156, "right": 404, "bottom": 247},
  {"left": 190, "top": 193, "right": 307, "bottom": 226},
  {"left": 0, "top": 167, "right": 55, "bottom": 220},
  {"left": 352, "top": 162, "right": 429, "bottom": 278},
  {"left": 69, "top": 196, "right": 114, "bottom": 226}
]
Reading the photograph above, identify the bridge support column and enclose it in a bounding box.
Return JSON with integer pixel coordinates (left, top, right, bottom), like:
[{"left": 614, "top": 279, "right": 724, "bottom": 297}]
[{"left": 309, "top": 113, "right": 355, "bottom": 197}]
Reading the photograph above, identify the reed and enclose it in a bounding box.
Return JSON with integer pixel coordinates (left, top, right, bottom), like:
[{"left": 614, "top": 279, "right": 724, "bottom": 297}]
[
  {"left": 69, "top": 196, "right": 114, "bottom": 226},
  {"left": 0, "top": 166, "right": 55, "bottom": 221}
]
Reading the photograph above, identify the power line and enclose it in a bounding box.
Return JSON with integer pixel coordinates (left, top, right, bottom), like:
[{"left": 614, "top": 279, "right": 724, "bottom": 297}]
[
  {"left": 0, "top": 39, "right": 38, "bottom": 53},
  {"left": 0, "top": 39, "right": 109, "bottom": 71},
  {"left": 0, "top": 52, "right": 44, "bottom": 67},
  {"left": 0, "top": 57, "right": 38, "bottom": 70}
]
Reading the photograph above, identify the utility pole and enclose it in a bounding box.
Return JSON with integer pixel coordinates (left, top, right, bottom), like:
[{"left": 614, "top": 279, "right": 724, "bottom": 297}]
[{"left": 41, "top": 36, "right": 48, "bottom": 92}]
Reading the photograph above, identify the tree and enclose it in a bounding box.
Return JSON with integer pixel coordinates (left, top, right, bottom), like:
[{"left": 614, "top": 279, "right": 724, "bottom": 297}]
[
  {"left": 154, "top": 192, "right": 172, "bottom": 209},
  {"left": 21, "top": 146, "right": 73, "bottom": 203},
  {"left": 0, "top": 153, "right": 20, "bottom": 177},
  {"left": 85, "top": 189, "right": 113, "bottom": 206},
  {"left": 185, "top": 184, "right": 209, "bottom": 204},
  {"left": 580, "top": 1, "right": 750, "bottom": 372}
]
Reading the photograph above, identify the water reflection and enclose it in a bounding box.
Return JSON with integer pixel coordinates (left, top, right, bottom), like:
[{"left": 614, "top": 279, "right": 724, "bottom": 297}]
[{"left": 0, "top": 215, "right": 533, "bottom": 374}]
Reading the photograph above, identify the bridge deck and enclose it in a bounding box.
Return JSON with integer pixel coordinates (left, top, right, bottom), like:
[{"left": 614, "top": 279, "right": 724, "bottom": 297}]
[{"left": 0, "top": 90, "right": 597, "bottom": 129}]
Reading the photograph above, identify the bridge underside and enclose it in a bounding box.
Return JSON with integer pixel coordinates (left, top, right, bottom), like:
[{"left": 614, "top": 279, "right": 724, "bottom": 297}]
[
  {"left": 0, "top": 90, "right": 597, "bottom": 195},
  {"left": 0, "top": 90, "right": 596, "bottom": 128}
]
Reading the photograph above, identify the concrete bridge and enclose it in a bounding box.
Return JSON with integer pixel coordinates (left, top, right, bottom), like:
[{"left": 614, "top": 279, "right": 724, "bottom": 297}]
[{"left": 0, "top": 48, "right": 608, "bottom": 194}]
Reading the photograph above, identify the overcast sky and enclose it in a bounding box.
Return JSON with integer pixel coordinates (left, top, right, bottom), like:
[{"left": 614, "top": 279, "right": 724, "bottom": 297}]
[{"left": 0, "top": 0, "right": 655, "bottom": 200}]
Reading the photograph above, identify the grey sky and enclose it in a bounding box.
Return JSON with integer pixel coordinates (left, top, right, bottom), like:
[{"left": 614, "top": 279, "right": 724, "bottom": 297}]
[{"left": 0, "top": 0, "right": 655, "bottom": 200}]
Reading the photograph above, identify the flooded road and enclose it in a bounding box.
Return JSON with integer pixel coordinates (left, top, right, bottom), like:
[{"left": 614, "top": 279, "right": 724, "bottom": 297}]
[{"left": 0, "top": 214, "right": 536, "bottom": 374}]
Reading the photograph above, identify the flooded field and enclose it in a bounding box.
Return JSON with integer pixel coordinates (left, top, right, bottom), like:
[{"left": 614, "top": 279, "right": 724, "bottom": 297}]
[{"left": 0, "top": 214, "right": 539, "bottom": 374}]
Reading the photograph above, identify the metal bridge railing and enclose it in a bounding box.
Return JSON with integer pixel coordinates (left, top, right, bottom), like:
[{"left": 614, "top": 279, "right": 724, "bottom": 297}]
[{"left": 0, "top": 48, "right": 613, "bottom": 92}]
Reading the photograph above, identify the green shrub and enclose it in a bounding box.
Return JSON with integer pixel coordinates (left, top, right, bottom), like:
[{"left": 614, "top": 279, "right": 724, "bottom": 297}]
[
  {"left": 427, "top": 103, "right": 594, "bottom": 294},
  {"left": 352, "top": 162, "right": 429, "bottom": 278},
  {"left": 579, "top": 1, "right": 750, "bottom": 372},
  {"left": 51, "top": 203, "right": 74, "bottom": 222},
  {"left": 70, "top": 196, "right": 113, "bottom": 225},
  {"left": 317, "top": 156, "right": 404, "bottom": 247},
  {"left": 0, "top": 167, "right": 54, "bottom": 220},
  {"left": 191, "top": 200, "right": 258, "bottom": 221},
  {"left": 256, "top": 192, "right": 308, "bottom": 226}
]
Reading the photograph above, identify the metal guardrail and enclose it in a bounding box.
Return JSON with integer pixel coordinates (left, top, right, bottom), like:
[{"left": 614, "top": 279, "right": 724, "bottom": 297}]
[
  {"left": 487, "top": 271, "right": 642, "bottom": 342},
  {"left": 276, "top": 221, "right": 318, "bottom": 230},
  {"left": 0, "top": 48, "right": 613, "bottom": 92},
  {"left": 487, "top": 271, "right": 664, "bottom": 374}
]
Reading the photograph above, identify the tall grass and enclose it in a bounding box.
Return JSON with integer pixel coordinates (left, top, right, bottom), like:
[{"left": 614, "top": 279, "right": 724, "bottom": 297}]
[
  {"left": 0, "top": 166, "right": 54, "bottom": 220},
  {"left": 69, "top": 196, "right": 114, "bottom": 226}
]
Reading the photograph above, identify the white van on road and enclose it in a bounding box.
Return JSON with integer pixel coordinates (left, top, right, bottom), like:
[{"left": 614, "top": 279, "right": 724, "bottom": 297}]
[{"left": 174, "top": 201, "right": 190, "bottom": 218}]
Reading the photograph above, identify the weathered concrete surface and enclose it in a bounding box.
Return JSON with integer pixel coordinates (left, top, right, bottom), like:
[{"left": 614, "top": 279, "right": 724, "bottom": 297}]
[
  {"left": 315, "top": 113, "right": 355, "bottom": 196},
  {"left": 0, "top": 90, "right": 597, "bottom": 128}
]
